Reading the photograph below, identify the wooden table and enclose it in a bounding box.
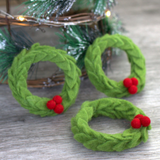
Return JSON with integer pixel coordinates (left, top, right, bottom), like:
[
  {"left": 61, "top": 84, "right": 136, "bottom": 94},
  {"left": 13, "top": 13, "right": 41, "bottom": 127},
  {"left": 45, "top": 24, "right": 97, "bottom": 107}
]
[{"left": 0, "top": 0, "right": 160, "bottom": 159}]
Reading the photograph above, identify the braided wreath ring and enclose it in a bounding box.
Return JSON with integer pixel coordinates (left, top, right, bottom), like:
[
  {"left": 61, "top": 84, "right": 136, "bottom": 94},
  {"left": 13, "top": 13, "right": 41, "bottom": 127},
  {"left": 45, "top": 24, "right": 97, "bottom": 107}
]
[
  {"left": 8, "top": 43, "right": 81, "bottom": 117},
  {"left": 85, "top": 34, "right": 146, "bottom": 98},
  {"left": 71, "top": 98, "right": 151, "bottom": 152}
]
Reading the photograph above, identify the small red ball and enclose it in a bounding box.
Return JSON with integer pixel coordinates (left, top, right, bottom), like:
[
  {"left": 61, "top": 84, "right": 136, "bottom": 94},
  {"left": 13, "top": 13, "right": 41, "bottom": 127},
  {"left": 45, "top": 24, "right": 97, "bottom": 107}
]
[
  {"left": 123, "top": 78, "right": 132, "bottom": 88},
  {"left": 128, "top": 85, "right": 138, "bottom": 94},
  {"left": 54, "top": 104, "right": 64, "bottom": 114},
  {"left": 53, "top": 95, "right": 63, "bottom": 104},
  {"left": 131, "top": 118, "right": 141, "bottom": 129},
  {"left": 131, "top": 77, "right": 139, "bottom": 86},
  {"left": 134, "top": 114, "right": 144, "bottom": 119},
  {"left": 46, "top": 100, "right": 56, "bottom": 110},
  {"left": 140, "top": 116, "right": 151, "bottom": 127}
]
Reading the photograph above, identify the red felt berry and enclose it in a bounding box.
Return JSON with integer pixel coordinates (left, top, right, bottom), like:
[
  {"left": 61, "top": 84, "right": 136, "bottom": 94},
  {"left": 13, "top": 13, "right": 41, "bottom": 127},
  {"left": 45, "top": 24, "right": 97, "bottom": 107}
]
[
  {"left": 46, "top": 100, "right": 56, "bottom": 110},
  {"left": 131, "top": 118, "right": 141, "bottom": 129},
  {"left": 54, "top": 104, "right": 64, "bottom": 114},
  {"left": 134, "top": 114, "right": 144, "bottom": 119},
  {"left": 128, "top": 85, "right": 138, "bottom": 94},
  {"left": 140, "top": 116, "right": 151, "bottom": 127},
  {"left": 131, "top": 77, "right": 139, "bottom": 86},
  {"left": 53, "top": 95, "right": 63, "bottom": 104},
  {"left": 123, "top": 78, "right": 132, "bottom": 88}
]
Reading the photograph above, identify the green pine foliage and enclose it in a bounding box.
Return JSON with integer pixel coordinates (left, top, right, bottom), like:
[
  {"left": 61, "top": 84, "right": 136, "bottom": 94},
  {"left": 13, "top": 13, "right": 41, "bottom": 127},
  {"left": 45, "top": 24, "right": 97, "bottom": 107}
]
[
  {"left": 0, "top": 28, "right": 33, "bottom": 82},
  {"left": 94, "top": 0, "right": 116, "bottom": 15},
  {"left": 58, "top": 26, "right": 100, "bottom": 69},
  {"left": 58, "top": 17, "right": 112, "bottom": 69},
  {"left": 21, "top": 0, "right": 76, "bottom": 18},
  {"left": 21, "top": 0, "right": 115, "bottom": 18}
]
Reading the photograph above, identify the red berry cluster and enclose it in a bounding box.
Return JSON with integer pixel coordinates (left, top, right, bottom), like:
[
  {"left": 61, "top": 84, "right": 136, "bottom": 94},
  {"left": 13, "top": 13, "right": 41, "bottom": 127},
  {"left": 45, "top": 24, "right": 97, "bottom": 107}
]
[
  {"left": 123, "top": 77, "right": 139, "bottom": 94},
  {"left": 46, "top": 95, "right": 64, "bottom": 114},
  {"left": 131, "top": 114, "right": 151, "bottom": 129}
]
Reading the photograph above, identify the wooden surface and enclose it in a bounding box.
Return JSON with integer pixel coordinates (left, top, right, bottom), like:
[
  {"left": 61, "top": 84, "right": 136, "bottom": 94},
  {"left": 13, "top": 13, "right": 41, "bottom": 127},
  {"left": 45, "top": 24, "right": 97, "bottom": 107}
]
[{"left": 0, "top": 0, "right": 160, "bottom": 159}]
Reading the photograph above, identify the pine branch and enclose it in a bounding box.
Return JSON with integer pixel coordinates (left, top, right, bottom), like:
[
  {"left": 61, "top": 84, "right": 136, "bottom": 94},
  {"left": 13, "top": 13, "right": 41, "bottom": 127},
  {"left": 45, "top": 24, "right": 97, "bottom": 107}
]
[
  {"left": 21, "top": 0, "right": 76, "bottom": 18},
  {"left": 0, "top": 28, "right": 33, "bottom": 82},
  {"left": 57, "top": 25, "right": 102, "bottom": 69},
  {"left": 94, "top": 0, "right": 116, "bottom": 15},
  {"left": 57, "top": 16, "right": 123, "bottom": 69},
  {"left": 20, "top": 0, "right": 116, "bottom": 18}
]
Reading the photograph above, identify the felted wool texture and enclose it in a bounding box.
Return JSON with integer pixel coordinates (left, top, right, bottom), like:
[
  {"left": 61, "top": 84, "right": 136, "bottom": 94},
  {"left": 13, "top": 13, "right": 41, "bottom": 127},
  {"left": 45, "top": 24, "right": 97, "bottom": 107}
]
[
  {"left": 84, "top": 34, "right": 146, "bottom": 98},
  {"left": 71, "top": 98, "right": 151, "bottom": 152},
  {"left": 8, "top": 43, "right": 81, "bottom": 117}
]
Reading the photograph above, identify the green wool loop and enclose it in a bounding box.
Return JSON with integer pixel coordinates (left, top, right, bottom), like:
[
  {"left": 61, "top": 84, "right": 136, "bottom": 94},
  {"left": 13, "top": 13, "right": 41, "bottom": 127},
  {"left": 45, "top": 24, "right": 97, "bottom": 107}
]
[
  {"left": 84, "top": 34, "right": 146, "bottom": 98},
  {"left": 8, "top": 43, "right": 81, "bottom": 117},
  {"left": 71, "top": 98, "right": 151, "bottom": 152}
]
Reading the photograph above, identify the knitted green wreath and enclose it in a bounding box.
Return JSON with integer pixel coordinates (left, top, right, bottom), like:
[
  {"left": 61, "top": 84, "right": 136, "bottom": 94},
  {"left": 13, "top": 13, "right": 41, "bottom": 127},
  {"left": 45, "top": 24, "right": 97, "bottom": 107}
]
[
  {"left": 71, "top": 98, "right": 151, "bottom": 152},
  {"left": 84, "top": 34, "right": 146, "bottom": 98},
  {"left": 8, "top": 43, "right": 81, "bottom": 117}
]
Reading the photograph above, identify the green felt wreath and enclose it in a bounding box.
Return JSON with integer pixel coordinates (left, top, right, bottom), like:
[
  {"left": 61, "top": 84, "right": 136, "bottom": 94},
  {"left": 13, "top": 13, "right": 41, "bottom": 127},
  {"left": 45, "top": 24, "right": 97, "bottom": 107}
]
[
  {"left": 8, "top": 43, "right": 81, "bottom": 117},
  {"left": 71, "top": 98, "right": 151, "bottom": 152},
  {"left": 84, "top": 34, "right": 146, "bottom": 98}
]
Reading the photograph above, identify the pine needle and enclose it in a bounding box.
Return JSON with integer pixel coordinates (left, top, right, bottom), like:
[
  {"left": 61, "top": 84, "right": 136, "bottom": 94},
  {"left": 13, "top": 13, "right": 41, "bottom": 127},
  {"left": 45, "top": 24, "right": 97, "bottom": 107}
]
[
  {"left": 57, "top": 25, "right": 102, "bottom": 69},
  {"left": 0, "top": 28, "right": 33, "bottom": 82},
  {"left": 20, "top": 0, "right": 116, "bottom": 18},
  {"left": 21, "top": 0, "right": 76, "bottom": 18}
]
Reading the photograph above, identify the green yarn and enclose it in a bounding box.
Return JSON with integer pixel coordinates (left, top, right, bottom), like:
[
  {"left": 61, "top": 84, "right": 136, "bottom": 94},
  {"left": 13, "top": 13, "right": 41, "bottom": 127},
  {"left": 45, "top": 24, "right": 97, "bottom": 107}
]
[
  {"left": 8, "top": 43, "right": 81, "bottom": 117},
  {"left": 71, "top": 98, "right": 151, "bottom": 152},
  {"left": 84, "top": 34, "right": 146, "bottom": 98}
]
